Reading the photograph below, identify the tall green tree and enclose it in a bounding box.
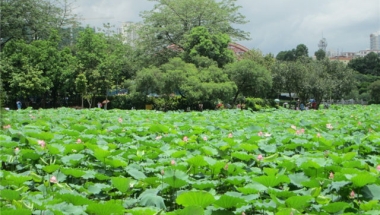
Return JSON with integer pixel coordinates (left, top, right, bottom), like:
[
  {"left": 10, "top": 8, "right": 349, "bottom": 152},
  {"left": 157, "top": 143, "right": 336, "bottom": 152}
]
[
  {"left": 137, "top": 0, "right": 249, "bottom": 66},
  {"left": 348, "top": 52, "right": 380, "bottom": 76},
  {"left": 75, "top": 27, "right": 107, "bottom": 107},
  {"left": 182, "top": 26, "right": 235, "bottom": 68},
  {"left": 0, "top": 0, "right": 78, "bottom": 47},
  {"left": 225, "top": 60, "right": 272, "bottom": 104},
  {"left": 314, "top": 49, "right": 326, "bottom": 61}
]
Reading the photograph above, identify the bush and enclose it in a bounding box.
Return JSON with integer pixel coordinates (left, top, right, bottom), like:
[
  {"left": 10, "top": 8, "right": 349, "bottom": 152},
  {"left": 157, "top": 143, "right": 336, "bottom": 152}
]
[{"left": 245, "top": 97, "right": 277, "bottom": 111}]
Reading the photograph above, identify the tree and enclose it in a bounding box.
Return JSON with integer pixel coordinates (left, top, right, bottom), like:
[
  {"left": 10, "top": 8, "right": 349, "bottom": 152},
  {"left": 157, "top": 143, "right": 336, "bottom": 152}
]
[
  {"left": 348, "top": 52, "right": 380, "bottom": 76},
  {"left": 182, "top": 26, "right": 235, "bottom": 68},
  {"left": 0, "top": 0, "right": 78, "bottom": 47},
  {"left": 241, "top": 49, "right": 275, "bottom": 70},
  {"left": 276, "top": 44, "right": 310, "bottom": 61},
  {"left": 225, "top": 60, "right": 272, "bottom": 104},
  {"left": 137, "top": 0, "right": 249, "bottom": 66},
  {"left": 75, "top": 73, "right": 87, "bottom": 108},
  {"left": 314, "top": 49, "right": 326, "bottom": 60},
  {"left": 271, "top": 60, "right": 307, "bottom": 99},
  {"left": 368, "top": 80, "right": 380, "bottom": 103},
  {"left": 75, "top": 27, "right": 107, "bottom": 108}
]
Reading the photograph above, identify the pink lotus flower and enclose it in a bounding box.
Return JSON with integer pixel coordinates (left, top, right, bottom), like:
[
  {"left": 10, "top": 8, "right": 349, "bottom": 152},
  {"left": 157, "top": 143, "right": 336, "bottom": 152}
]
[
  {"left": 258, "top": 131, "right": 263, "bottom": 136},
  {"left": 14, "top": 147, "right": 20, "bottom": 153},
  {"left": 326, "top": 124, "right": 333, "bottom": 130},
  {"left": 170, "top": 160, "right": 176, "bottom": 165},
  {"left": 224, "top": 163, "right": 229, "bottom": 170},
  {"left": 76, "top": 139, "right": 82, "bottom": 144},
  {"left": 257, "top": 154, "right": 263, "bottom": 161},
  {"left": 242, "top": 212, "right": 246, "bottom": 215},
  {"left": 203, "top": 136, "right": 207, "bottom": 141},
  {"left": 183, "top": 136, "right": 188, "bottom": 142},
  {"left": 161, "top": 169, "right": 165, "bottom": 175},
  {"left": 329, "top": 172, "right": 334, "bottom": 179},
  {"left": 3, "top": 124, "right": 11, "bottom": 129},
  {"left": 38, "top": 140, "right": 46, "bottom": 148},
  {"left": 156, "top": 135, "right": 162, "bottom": 140},
  {"left": 349, "top": 190, "right": 355, "bottom": 199},
  {"left": 291, "top": 125, "right": 297, "bottom": 130},
  {"left": 317, "top": 133, "right": 321, "bottom": 138},
  {"left": 228, "top": 133, "right": 233, "bottom": 138},
  {"left": 376, "top": 165, "right": 380, "bottom": 171},
  {"left": 358, "top": 121, "right": 362, "bottom": 125},
  {"left": 118, "top": 117, "right": 123, "bottom": 123},
  {"left": 50, "top": 176, "right": 58, "bottom": 183}
]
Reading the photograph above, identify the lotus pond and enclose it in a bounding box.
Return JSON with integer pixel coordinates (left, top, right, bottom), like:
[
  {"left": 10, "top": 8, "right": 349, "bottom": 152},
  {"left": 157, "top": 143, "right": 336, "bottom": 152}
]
[{"left": 1, "top": 105, "right": 380, "bottom": 215}]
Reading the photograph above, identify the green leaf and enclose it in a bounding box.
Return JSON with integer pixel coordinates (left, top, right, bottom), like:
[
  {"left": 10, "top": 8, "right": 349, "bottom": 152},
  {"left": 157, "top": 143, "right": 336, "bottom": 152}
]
[
  {"left": 362, "top": 184, "right": 380, "bottom": 200},
  {"left": 231, "top": 151, "right": 252, "bottom": 161},
  {"left": 351, "top": 173, "right": 377, "bottom": 187},
  {"left": 111, "top": 177, "right": 132, "bottom": 193},
  {"left": 86, "top": 201, "right": 124, "bottom": 215},
  {"left": 178, "top": 205, "right": 204, "bottom": 215},
  {"left": 288, "top": 172, "right": 309, "bottom": 188},
  {"left": 213, "top": 194, "right": 246, "bottom": 209},
  {"left": 61, "top": 168, "right": 86, "bottom": 178},
  {"left": 127, "top": 168, "right": 147, "bottom": 180},
  {"left": 0, "top": 209, "right": 32, "bottom": 215},
  {"left": 187, "top": 155, "right": 208, "bottom": 166},
  {"left": 176, "top": 191, "right": 215, "bottom": 208},
  {"left": 42, "top": 164, "right": 61, "bottom": 173},
  {"left": 138, "top": 189, "right": 166, "bottom": 209},
  {"left": 322, "top": 202, "right": 351, "bottom": 213},
  {"left": 0, "top": 189, "right": 21, "bottom": 200},
  {"left": 285, "top": 195, "right": 312, "bottom": 210}
]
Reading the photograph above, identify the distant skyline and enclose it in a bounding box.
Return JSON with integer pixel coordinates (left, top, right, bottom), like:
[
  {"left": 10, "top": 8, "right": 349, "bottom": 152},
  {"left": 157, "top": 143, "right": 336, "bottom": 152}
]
[{"left": 73, "top": 0, "right": 380, "bottom": 56}]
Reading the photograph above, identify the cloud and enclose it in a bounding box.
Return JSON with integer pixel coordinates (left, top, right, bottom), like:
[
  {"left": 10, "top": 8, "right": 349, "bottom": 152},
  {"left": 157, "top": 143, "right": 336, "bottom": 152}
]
[{"left": 73, "top": 0, "right": 380, "bottom": 56}]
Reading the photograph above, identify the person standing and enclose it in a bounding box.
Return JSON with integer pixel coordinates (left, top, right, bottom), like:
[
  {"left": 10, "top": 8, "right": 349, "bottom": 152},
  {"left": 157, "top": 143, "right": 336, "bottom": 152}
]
[{"left": 16, "top": 101, "right": 22, "bottom": 110}]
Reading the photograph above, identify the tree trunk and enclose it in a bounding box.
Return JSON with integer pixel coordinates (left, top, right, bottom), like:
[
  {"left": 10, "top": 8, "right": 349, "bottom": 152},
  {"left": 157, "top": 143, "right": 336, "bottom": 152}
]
[
  {"left": 233, "top": 90, "right": 240, "bottom": 105},
  {"left": 81, "top": 95, "right": 84, "bottom": 109}
]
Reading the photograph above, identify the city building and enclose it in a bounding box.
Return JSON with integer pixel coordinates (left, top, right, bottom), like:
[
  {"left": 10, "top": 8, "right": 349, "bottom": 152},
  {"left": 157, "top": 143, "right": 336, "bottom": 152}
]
[
  {"left": 118, "top": 22, "right": 142, "bottom": 47},
  {"left": 370, "top": 31, "right": 380, "bottom": 50},
  {"left": 355, "top": 49, "right": 380, "bottom": 58}
]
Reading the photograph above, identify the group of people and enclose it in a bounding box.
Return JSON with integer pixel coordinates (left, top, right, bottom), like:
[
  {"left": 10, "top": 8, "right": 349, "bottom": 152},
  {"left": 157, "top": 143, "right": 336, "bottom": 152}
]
[{"left": 283, "top": 99, "right": 319, "bottom": 110}]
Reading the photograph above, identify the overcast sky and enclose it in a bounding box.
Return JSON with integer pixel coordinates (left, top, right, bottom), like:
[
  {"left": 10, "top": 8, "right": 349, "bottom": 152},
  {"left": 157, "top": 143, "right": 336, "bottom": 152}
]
[{"left": 73, "top": 0, "right": 380, "bottom": 56}]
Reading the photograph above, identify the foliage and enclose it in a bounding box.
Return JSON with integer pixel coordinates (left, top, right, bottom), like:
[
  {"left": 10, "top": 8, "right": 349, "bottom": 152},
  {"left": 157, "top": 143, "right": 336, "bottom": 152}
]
[
  {"left": 225, "top": 60, "right": 272, "bottom": 104},
  {"left": 1, "top": 106, "right": 380, "bottom": 214},
  {"left": 348, "top": 52, "right": 380, "bottom": 76},
  {"left": 314, "top": 49, "right": 326, "bottom": 61},
  {"left": 182, "top": 26, "right": 235, "bottom": 68},
  {"left": 368, "top": 80, "right": 380, "bottom": 103},
  {"left": 276, "top": 44, "right": 310, "bottom": 61}
]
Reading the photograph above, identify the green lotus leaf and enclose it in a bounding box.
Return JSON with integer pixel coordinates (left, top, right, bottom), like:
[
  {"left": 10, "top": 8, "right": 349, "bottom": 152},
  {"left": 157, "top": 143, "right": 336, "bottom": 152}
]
[
  {"left": 61, "top": 154, "right": 85, "bottom": 166},
  {"left": 360, "top": 200, "right": 379, "bottom": 211},
  {"left": 5, "top": 174, "right": 32, "bottom": 186},
  {"left": 86, "top": 183, "right": 111, "bottom": 194},
  {"left": 0, "top": 209, "right": 32, "bottom": 215},
  {"left": 236, "top": 183, "right": 267, "bottom": 194},
  {"left": 351, "top": 173, "right": 377, "bottom": 187},
  {"left": 213, "top": 194, "right": 246, "bottom": 209},
  {"left": 149, "top": 124, "right": 169, "bottom": 133},
  {"left": 106, "top": 157, "right": 128, "bottom": 168},
  {"left": 288, "top": 172, "right": 309, "bottom": 188},
  {"left": 176, "top": 191, "right": 215, "bottom": 208},
  {"left": 316, "top": 195, "right": 331, "bottom": 205},
  {"left": 127, "top": 168, "right": 147, "bottom": 180},
  {"left": 136, "top": 189, "right": 166, "bottom": 210},
  {"left": 262, "top": 153, "right": 279, "bottom": 162},
  {"left": 126, "top": 207, "right": 161, "bottom": 215},
  {"left": 187, "top": 155, "right": 208, "bottom": 167},
  {"left": 20, "top": 149, "right": 40, "bottom": 160},
  {"left": 56, "top": 193, "right": 93, "bottom": 206},
  {"left": 111, "top": 177, "right": 133, "bottom": 193},
  {"left": 362, "top": 184, "right": 380, "bottom": 200},
  {"left": 61, "top": 168, "right": 86, "bottom": 178},
  {"left": 285, "top": 195, "right": 313, "bottom": 210},
  {"left": 231, "top": 151, "right": 252, "bottom": 161},
  {"left": 253, "top": 174, "right": 289, "bottom": 187},
  {"left": 192, "top": 180, "right": 218, "bottom": 190},
  {"left": 0, "top": 189, "right": 21, "bottom": 200},
  {"left": 322, "top": 202, "right": 351, "bottom": 213},
  {"left": 177, "top": 205, "right": 204, "bottom": 215},
  {"left": 86, "top": 200, "right": 124, "bottom": 215}
]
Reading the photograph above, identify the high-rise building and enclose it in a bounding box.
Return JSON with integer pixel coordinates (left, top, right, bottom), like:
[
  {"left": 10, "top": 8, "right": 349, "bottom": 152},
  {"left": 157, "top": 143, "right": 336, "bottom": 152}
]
[
  {"left": 370, "top": 31, "right": 380, "bottom": 50},
  {"left": 118, "top": 22, "right": 141, "bottom": 47}
]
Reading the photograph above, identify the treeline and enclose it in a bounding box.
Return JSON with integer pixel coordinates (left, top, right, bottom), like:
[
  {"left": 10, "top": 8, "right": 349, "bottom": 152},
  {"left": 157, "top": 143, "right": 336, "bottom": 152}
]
[{"left": 1, "top": 0, "right": 379, "bottom": 110}]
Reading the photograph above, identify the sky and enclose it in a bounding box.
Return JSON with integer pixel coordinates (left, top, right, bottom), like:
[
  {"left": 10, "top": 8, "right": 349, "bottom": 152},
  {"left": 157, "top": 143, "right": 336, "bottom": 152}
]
[{"left": 72, "top": 0, "right": 380, "bottom": 56}]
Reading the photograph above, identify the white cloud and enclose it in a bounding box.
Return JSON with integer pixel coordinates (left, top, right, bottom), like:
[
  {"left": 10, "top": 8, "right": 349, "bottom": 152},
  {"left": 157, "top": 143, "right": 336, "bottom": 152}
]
[{"left": 73, "top": 0, "right": 380, "bottom": 56}]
